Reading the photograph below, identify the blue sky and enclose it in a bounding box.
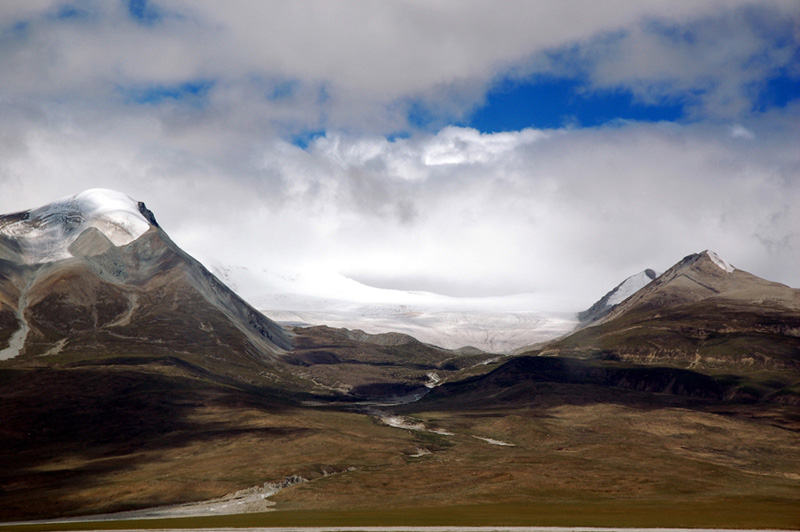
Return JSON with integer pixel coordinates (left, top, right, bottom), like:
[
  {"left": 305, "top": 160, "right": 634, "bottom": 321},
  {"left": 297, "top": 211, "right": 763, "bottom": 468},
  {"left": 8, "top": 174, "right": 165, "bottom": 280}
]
[
  {"left": 465, "top": 68, "right": 800, "bottom": 133},
  {"left": 120, "top": 79, "right": 214, "bottom": 105},
  {"left": 126, "top": 0, "right": 161, "bottom": 25},
  {"left": 757, "top": 69, "right": 800, "bottom": 110},
  {"left": 466, "top": 77, "right": 687, "bottom": 131},
  {"left": 86, "top": 1, "right": 800, "bottom": 138},
  {"left": 287, "top": 65, "right": 800, "bottom": 142},
  {"left": 0, "top": 1, "right": 799, "bottom": 305}
]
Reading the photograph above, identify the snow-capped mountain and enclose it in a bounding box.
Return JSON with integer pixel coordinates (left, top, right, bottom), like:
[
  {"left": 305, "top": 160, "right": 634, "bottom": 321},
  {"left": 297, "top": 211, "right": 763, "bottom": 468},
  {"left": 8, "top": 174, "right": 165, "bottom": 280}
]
[
  {"left": 209, "top": 263, "right": 578, "bottom": 353},
  {"left": 0, "top": 189, "right": 290, "bottom": 369},
  {"left": 0, "top": 189, "right": 515, "bottom": 404},
  {"left": 578, "top": 268, "right": 659, "bottom": 324},
  {"left": 599, "top": 249, "right": 798, "bottom": 322},
  {"left": 0, "top": 189, "right": 156, "bottom": 264},
  {"left": 546, "top": 250, "right": 800, "bottom": 375}
]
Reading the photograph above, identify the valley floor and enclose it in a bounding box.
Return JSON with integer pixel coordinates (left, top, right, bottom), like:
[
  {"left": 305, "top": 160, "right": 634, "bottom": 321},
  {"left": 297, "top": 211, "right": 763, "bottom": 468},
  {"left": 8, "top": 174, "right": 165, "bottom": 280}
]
[{"left": 2, "top": 351, "right": 799, "bottom": 529}]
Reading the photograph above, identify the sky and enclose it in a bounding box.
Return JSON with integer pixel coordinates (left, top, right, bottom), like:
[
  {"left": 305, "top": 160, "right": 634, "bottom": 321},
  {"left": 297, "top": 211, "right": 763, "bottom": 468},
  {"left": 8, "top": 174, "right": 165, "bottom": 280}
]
[{"left": 0, "top": 0, "right": 799, "bottom": 310}]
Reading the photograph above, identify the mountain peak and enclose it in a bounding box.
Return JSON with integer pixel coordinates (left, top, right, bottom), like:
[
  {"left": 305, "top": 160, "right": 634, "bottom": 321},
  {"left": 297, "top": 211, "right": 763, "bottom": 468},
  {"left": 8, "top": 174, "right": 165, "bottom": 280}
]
[
  {"left": 0, "top": 189, "right": 156, "bottom": 264},
  {"left": 675, "top": 250, "right": 735, "bottom": 275},
  {"left": 0, "top": 189, "right": 291, "bottom": 363},
  {"left": 703, "top": 250, "right": 735, "bottom": 273},
  {"left": 596, "top": 249, "right": 796, "bottom": 325}
]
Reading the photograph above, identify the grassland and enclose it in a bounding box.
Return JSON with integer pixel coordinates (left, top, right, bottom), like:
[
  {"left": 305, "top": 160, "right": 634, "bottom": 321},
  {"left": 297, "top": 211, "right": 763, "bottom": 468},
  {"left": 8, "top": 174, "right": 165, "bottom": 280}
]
[{"left": 6, "top": 354, "right": 799, "bottom": 529}]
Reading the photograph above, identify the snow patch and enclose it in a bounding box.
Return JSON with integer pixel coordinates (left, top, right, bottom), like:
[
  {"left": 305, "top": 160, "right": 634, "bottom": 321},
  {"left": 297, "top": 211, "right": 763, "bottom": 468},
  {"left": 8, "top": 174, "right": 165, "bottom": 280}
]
[
  {"left": 41, "top": 338, "right": 68, "bottom": 357},
  {"left": 410, "top": 448, "right": 432, "bottom": 457},
  {"left": 208, "top": 262, "right": 579, "bottom": 353},
  {"left": 607, "top": 270, "right": 659, "bottom": 306},
  {"left": 377, "top": 415, "right": 426, "bottom": 431},
  {"left": 0, "top": 279, "right": 34, "bottom": 360},
  {"left": 473, "top": 435, "right": 515, "bottom": 446},
  {"left": 707, "top": 250, "right": 735, "bottom": 273},
  {"left": 375, "top": 412, "right": 453, "bottom": 435},
  {"left": 0, "top": 189, "right": 151, "bottom": 263},
  {"left": 266, "top": 306, "right": 576, "bottom": 353},
  {"left": 0, "top": 318, "right": 28, "bottom": 360},
  {"left": 63, "top": 475, "right": 307, "bottom": 520},
  {"left": 424, "top": 372, "right": 441, "bottom": 388}
]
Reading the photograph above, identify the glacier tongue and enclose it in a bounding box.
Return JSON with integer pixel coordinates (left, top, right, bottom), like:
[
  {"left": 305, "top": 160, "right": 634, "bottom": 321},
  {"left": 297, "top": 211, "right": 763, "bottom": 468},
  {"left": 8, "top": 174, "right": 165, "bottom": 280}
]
[
  {"left": 0, "top": 189, "right": 151, "bottom": 264},
  {"left": 209, "top": 263, "right": 579, "bottom": 353}
]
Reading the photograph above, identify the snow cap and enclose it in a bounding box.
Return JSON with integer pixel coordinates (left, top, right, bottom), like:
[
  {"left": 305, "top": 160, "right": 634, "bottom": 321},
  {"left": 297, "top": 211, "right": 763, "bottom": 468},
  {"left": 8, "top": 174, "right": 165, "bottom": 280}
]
[
  {"left": 0, "top": 188, "right": 153, "bottom": 263},
  {"left": 705, "top": 250, "right": 735, "bottom": 273}
]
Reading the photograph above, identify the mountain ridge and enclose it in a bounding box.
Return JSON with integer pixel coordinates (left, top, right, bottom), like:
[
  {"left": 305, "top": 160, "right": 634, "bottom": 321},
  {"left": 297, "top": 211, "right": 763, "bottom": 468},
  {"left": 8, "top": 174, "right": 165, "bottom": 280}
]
[
  {"left": 541, "top": 250, "right": 800, "bottom": 386},
  {"left": 0, "top": 190, "right": 499, "bottom": 398},
  {"left": 0, "top": 190, "right": 292, "bottom": 375},
  {"left": 598, "top": 250, "right": 800, "bottom": 324},
  {"left": 578, "top": 268, "right": 659, "bottom": 324}
]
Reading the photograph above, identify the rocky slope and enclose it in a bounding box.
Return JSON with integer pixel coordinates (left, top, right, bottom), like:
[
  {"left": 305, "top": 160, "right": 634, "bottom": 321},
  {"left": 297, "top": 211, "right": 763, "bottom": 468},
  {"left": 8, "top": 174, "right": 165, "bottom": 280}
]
[
  {"left": 0, "top": 190, "right": 489, "bottom": 396},
  {"left": 541, "top": 251, "right": 800, "bottom": 402},
  {"left": 600, "top": 250, "right": 800, "bottom": 322},
  {"left": 0, "top": 190, "right": 293, "bottom": 386}
]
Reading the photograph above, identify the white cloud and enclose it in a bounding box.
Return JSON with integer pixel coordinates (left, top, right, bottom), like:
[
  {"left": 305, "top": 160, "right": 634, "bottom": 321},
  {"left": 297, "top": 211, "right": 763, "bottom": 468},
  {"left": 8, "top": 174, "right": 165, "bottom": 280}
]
[
  {"left": 2, "top": 106, "right": 798, "bottom": 309},
  {"left": 574, "top": 3, "right": 799, "bottom": 117},
  {"left": 421, "top": 127, "right": 548, "bottom": 166},
  {"left": 0, "top": 1, "right": 798, "bottom": 311},
  {"left": 730, "top": 124, "right": 756, "bottom": 139},
  {"left": 1, "top": 1, "right": 796, "bottom": 133}
]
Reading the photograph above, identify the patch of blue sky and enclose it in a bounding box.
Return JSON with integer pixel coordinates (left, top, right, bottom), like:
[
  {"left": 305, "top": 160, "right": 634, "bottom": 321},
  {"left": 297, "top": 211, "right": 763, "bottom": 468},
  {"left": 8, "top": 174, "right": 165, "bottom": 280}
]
[
  {"left": 258, "top": 79, "right": 329, "bottom": 105},
  {"left": 289, "top": 129, "right": 326, "bottom": 149},
  {"left": 8, "top": 20, "right": 29, "bottom": 34},
  {"left": 317, "top": 85, "right": 331, "bottom": 105},
  {"left": 268, "top": 80, "right": 300, "bottom": 101},
  {"left": 386, "top": 131, "right": 412, "bottom": 142},
  {"left": 465, "top": 77, "right": 686, "bottom": 133},
  {"left": 127, "top": 0, "right": 161, "bottom": 25},
  {"left": 406, "top": 100, "right": 440, "bottom": 131},
  {"left": 49, "top": 4, "right": 91, "bottom": 21},
  {"left": 755, "top": 68, "right": 800, "bottom": 111},
  {"left": 119, "top": 80, "right": 214, "bottom": 106},
  {"left": 405, "top": 97, "right": 463, "bottom": 133},
  {"left": 643, "top": 17, "right": 698, "bottom": 45}
]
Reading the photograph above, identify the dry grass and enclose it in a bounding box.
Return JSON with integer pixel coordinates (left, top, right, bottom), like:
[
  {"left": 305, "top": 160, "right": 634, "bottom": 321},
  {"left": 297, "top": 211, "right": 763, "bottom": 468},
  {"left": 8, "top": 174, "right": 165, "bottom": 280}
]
[
  {"left": 260, "top": 401, "right": 800, "bottom": 513},
  {"left": 0, "top": 366, "right": 415, "bottom": 519},
  {"left": 2, "top": 357, "right": 798, "bottom": 528}
]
